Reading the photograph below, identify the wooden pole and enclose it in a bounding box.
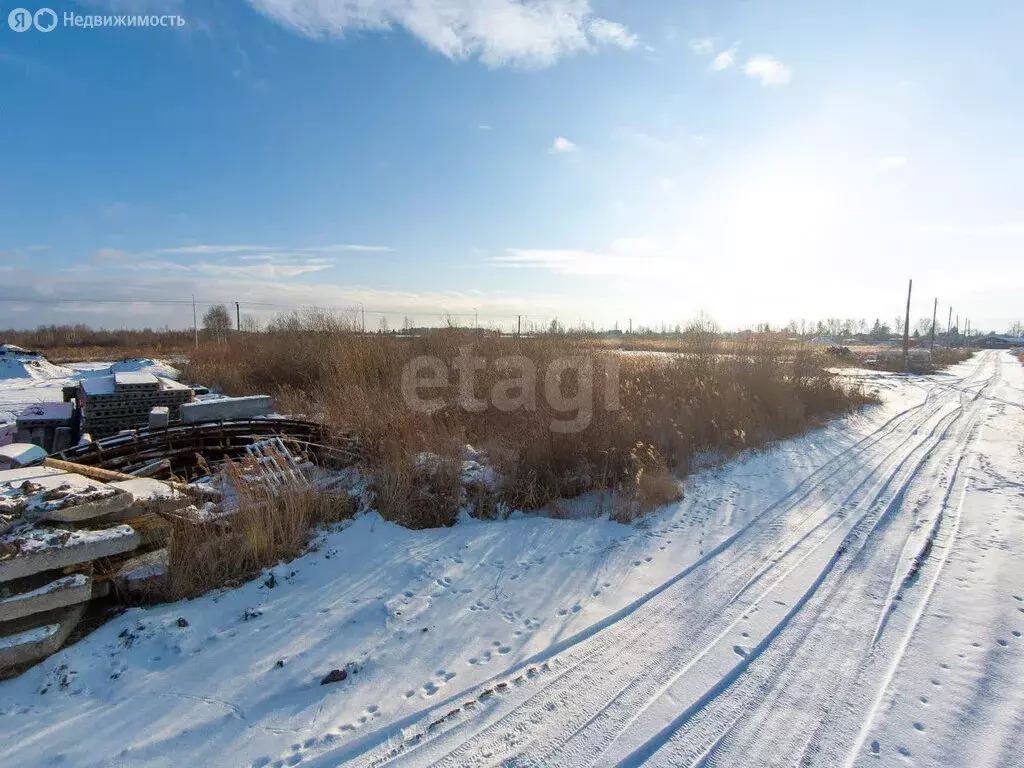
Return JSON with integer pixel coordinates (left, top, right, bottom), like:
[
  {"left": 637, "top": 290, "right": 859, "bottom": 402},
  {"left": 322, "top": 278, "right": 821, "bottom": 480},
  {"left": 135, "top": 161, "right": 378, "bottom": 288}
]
[
  {"left": 235, "top": 302, "right": 241, "bottom": 332},
  {"left": 930, "top": 297, "right": 938, "bottom": 352},
  {"left": 947, "top": 307, "right": 953, "bottom": 348},
  {"left": 903, "top": 278, "right": 913, "bottom": 370}
]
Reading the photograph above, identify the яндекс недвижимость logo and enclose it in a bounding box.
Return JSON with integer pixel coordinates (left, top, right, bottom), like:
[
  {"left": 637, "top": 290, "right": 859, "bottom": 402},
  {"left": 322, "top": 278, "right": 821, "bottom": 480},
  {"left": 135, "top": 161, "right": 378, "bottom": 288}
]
[{"left": 8, "top": 7, "right": 57, "bottom": 32}]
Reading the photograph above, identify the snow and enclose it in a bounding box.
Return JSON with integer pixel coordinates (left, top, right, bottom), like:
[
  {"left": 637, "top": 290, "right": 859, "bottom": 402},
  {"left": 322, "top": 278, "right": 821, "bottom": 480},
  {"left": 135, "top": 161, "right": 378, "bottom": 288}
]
[
  {"left": 108, "top": 478, "right": 178, "bottom": 502},
  {"left": 113, "top": 371, "right": 159, "bottom": 388},
  {"left": 0, "top": 470, "right": 118, "bottom": 518},
  {"left": 0, "top": 351, "right": 1020, "bottom": 768},
  {"left": 0, "top": 443, "right": 48, "bottom": 469},
  {"left": 110, "top": 358, "right": 181, "bottom": 380},
  {"left": 0, "top": 355, "right": 181, "bottom": 425}
]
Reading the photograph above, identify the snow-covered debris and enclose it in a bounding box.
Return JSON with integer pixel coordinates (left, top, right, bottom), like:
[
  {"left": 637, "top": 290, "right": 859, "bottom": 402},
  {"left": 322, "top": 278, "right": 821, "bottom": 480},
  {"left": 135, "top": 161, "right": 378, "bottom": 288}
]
[
  {"left": 0, "top": 470, "right": 129, "bottom": 523},
  {"left": 109, "top": 358, "right": 181, "bottom": 380}
]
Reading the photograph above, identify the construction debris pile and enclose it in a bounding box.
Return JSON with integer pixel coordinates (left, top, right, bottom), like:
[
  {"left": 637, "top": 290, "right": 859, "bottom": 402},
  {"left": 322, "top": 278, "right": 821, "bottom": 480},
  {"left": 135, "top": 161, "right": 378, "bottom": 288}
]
[
  {"left": 0, "top": 461, "right": 196, "bottom": 675},
  {"left": 0, "top": 427, "right": 361, "bottom": 677}
]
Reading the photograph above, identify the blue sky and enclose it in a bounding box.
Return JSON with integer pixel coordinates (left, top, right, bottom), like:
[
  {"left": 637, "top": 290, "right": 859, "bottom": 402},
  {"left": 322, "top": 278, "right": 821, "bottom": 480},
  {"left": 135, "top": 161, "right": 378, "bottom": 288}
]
[{"left": 1, "top": 0, "right": 1021, "bottom": 332}]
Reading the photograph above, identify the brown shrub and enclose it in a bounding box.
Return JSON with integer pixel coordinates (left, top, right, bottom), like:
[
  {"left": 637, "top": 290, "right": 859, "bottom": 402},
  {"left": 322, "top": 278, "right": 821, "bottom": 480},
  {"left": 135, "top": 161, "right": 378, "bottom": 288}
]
[
  {"left": 182, "top": 317, "right": 874, "bottom": 528},
  {"left": 166, "top": 460, "right": 352, "bottom": 600}
]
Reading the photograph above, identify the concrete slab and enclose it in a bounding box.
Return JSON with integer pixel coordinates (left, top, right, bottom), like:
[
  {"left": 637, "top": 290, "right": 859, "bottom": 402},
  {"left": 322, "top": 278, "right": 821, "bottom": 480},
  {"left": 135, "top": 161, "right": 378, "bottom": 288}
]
[
  {"left": 0, "top": 525, "right": 139, "bottom": 583},
  {"left": 113, "top": 371, "right": 159, "bottom": 389},
  {"left": 1, "top": 471, "right": 133, "bottom": 524},
  {"left": 0, "top": 604, "right": 86, "bottom": 671},
  {"left": 180, "top": 395, "right": 273, "bottom": 424},
  {"left": 114, "top": 548, "right": 167, "bottom": 597},
  {"left": 0, "top": 574, "right": 91, "bottom": 623},
  {"left": 0, "top": 466, "right": 67, "bottom": 484}
]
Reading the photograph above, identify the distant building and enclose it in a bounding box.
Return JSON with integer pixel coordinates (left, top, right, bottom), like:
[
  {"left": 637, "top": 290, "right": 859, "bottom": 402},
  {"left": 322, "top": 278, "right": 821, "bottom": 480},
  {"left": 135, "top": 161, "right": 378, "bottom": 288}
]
[{"left": 974, "top": 334, "right": 1024, "bottom": 349}]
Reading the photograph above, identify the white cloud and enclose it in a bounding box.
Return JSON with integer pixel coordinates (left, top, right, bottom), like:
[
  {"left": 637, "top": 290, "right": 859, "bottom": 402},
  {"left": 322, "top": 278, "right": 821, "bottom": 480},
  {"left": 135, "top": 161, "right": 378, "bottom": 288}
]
[
  {"left": 879, "top": 156, "right": 907, "bottom": 170},
  {"left": 657, "top": 178, "right": 676, "bottom": 193},
  {"left": 710, "top": 45, "right": 737, "bottom": 71},
  {"left": 303, "top": 243, "right": 394, "bottom": 252},
  {"left": 688, "top": 37, "right": 714, "bottom": 55},
  {"left": 550, "top": 136, "right": 578, "bottom": 154},
  {"left": 478, "top": 123, "right": 493, "bottom": 131},
  {"left": 743, "top": 55, "right": 792, "bottom": 85},
  {"left": 157, "top": 244, "right": 272, "bottom": 255},
  {"left": 157, "top": 243, "right": 392, "bottom": 255},
  {"left": 587, "top": 19, "right": 638, "bottom": 50},
  {"left": 247, "top": 0, "right": 637, "bottom": 68},
  {"left": 492, "top": 237, "right": 672, "bottom": 276}
]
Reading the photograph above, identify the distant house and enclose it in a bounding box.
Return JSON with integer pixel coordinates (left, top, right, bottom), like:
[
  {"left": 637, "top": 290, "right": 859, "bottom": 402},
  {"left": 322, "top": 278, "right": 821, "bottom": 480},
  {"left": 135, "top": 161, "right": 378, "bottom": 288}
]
[{"left": 975, "top": 334, "right": 1024, "bottom": 349}]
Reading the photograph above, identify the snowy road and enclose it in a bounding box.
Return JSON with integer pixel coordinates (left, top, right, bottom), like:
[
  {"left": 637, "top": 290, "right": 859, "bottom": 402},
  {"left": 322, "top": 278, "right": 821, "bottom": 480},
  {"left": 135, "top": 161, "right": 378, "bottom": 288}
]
[
  {"left": 1, "top": 351, "right": 1021, "bottom": 768},
  {"left": 330, "top": 350, "right": 1024, "bottom": 768}
]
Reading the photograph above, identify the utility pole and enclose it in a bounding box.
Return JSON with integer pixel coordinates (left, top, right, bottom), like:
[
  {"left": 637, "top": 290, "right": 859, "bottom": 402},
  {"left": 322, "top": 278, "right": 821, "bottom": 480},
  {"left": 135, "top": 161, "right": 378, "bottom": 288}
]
[
  {"left": 902, "top": 278, "right": 913, "bottom": 370},
  {"left": 192, "top": 294, "right": 198, "bottom": 349},
  {"left": 517, "top": 315, "right": 521, "bottom": 337},
  {"left": 235, "top": 301, "right": 241, "bottom": 333},
  {"left": 956, "top": 314, "right": 960, "bottom": 347},
  {"left": 629, "top": 318, "right": 632, "bottom": 335},
  {"left": 930, "top": 297, "right": 938, "bottom": 352},
  {"left": 361, "top": 303, "right": 366, "bottom": 333},
  {"left": 947, "top": 307, "right": 953, "bottom": 348}
]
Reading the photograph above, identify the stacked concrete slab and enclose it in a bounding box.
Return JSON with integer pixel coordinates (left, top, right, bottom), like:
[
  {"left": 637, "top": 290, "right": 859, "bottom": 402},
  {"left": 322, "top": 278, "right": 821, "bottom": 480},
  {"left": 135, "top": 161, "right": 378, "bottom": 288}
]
[
  {"left": 0, "top": 464, "right": 190, "bottom": 674},
  {"left": 15, "top": 402, "right": 75, "bottom": 453},
  {"left": 79, "top": 372, "right": 194, "bottom": 437}
]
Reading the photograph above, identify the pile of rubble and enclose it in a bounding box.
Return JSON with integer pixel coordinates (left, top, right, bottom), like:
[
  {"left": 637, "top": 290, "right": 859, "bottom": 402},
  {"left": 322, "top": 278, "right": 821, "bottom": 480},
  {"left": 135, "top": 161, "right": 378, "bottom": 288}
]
[{"left": 0, "top": 461, "right": 195, "bottom": 674}]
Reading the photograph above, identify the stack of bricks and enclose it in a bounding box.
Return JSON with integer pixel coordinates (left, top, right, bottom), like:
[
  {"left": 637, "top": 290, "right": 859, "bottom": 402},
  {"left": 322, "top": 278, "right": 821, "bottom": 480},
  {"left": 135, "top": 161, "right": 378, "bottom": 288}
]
[{"left": 79, "top": 372, "right": 194, "bottom": 437}]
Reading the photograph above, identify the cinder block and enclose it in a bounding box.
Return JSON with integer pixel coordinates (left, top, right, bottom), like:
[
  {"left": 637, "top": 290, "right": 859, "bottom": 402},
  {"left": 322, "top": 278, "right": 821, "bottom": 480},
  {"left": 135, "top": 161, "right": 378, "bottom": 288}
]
[{"left": 148, "top": 407, "right": 169, "bottom": 429}]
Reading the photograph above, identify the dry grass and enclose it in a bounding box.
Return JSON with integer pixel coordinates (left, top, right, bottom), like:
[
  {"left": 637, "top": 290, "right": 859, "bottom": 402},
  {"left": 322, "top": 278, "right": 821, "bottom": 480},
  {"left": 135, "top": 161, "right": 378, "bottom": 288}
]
[
  {"left": 2, "top": 326, "right": 193, "bottom": 361},
  {"left": 184, "top": 314, "right": 874, "bottom": 529},
  {"left": 166, "top": 459, "right": 352, "bottom": 600}
]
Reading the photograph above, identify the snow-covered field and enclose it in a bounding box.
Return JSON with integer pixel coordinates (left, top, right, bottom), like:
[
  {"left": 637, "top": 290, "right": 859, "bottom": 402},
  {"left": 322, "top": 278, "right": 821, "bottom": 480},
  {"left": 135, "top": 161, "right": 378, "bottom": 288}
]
[
  {"left": 0, "top": 356, "right": 179, "bottom": 427},
  {"left": 0, "top": 350, "right": 1021, "bottom": 767}
]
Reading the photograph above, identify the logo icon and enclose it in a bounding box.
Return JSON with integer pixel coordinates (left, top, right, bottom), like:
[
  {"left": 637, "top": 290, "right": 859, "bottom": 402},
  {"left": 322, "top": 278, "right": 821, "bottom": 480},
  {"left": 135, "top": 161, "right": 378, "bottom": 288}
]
[
  {"left": 34, "top": 8, "right": 57, "bottom": 32},
  {"left": 8, "top": 8, "right": 33, "bottom": 31}
]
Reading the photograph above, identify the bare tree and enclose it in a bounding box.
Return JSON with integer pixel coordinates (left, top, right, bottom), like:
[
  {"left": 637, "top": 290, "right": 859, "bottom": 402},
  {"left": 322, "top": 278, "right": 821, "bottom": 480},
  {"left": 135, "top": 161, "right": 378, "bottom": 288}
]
[
  {"left": 1009, "top": 320, "right": 1024, "bottom": 336},
  {"left": 203, "top": 303, "right": 233, "bottom": 343}
]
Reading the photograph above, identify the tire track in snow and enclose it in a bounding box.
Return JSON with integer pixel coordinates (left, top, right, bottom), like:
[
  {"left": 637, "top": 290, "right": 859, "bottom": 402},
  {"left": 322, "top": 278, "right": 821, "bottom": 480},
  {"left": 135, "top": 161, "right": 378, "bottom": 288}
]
[
  {"left": 628, "top": 352, "right": 999, "bottom": 767},
  {"left": 292, "top": 354, "right": 995, "bottom": 768}
]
